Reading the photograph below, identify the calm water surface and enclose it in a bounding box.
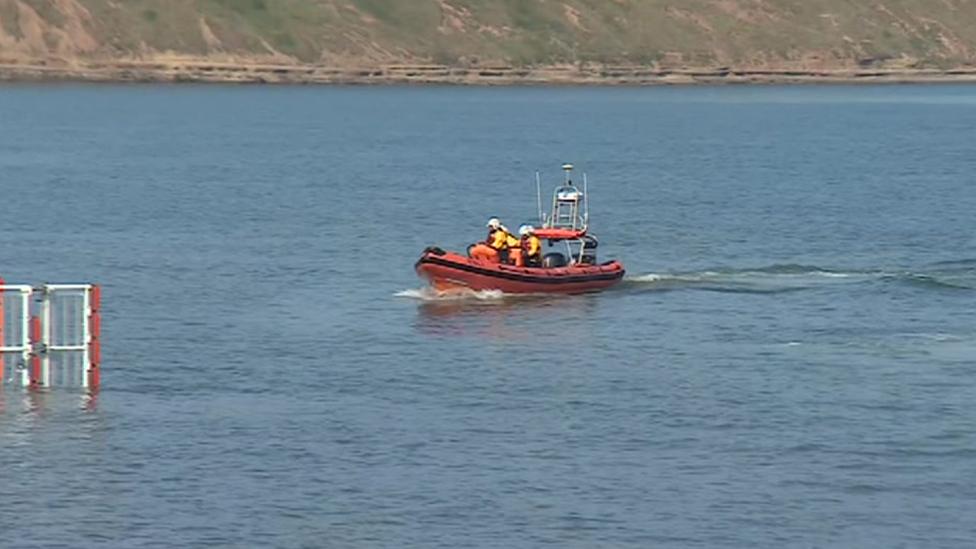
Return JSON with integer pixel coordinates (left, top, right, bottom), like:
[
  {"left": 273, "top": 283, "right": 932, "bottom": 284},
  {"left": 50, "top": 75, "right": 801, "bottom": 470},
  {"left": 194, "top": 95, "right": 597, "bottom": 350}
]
[{"left": 1, "top": 84, "right": 975, "bottom": 548}]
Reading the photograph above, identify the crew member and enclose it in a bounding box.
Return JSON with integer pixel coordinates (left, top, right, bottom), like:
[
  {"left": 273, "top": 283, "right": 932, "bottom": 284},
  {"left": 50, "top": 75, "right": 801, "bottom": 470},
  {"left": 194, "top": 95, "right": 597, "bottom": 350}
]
[
  {"left": 470, "top": 217, "right": 511, "bottom": 263},
  {"left": 519, "top": 225, "right": 542, "bottom": 267},
  {"left": 487, "top": 217, "right": 517, "bottom": 263}
]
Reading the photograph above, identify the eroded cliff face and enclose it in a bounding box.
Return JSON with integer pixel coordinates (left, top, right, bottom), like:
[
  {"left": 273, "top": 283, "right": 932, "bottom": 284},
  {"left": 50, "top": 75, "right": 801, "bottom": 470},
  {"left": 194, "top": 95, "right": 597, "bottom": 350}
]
[
  {"left": 0, "top": 0, "right": 97, "bottom": 60},
  {"left": 2, "top": 0, "right": 976, "bottom": 82}
]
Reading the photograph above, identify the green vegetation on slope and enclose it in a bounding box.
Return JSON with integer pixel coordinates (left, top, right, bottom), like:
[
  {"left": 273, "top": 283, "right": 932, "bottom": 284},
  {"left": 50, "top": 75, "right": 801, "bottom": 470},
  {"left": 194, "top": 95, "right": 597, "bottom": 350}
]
[{"left": 2, "top": 0, "right": 976, "bottom": 69}]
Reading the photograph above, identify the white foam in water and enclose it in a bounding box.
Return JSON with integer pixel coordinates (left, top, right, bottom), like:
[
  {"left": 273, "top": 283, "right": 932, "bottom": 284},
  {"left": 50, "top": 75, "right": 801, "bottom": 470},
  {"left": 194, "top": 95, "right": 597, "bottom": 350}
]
[
  {"left": 626, "top": 272, "right": 716, "bottom": 284},
  {"left": 814, "top": 271, "right": 854, "bottom": 278},
  {"left": 628, "top": 273, "right": 664, "bottom": 282},
  {"left": 629, "top": 267, "right": 871, "bottom": 282},
  {"left": 394, "top": 287, "right": 506, "bottom": 301}
]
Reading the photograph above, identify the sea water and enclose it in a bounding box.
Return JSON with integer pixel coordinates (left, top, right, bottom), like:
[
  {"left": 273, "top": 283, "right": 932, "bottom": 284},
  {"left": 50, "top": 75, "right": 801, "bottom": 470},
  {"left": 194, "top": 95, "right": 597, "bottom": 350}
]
[{"left": 1, "top": 84, "right": 974, "bottom": 548}]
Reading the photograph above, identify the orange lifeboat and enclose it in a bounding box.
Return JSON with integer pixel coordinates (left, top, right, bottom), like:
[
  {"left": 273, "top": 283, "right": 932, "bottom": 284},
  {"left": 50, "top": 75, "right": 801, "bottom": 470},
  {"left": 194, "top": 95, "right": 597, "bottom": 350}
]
[{"left": 415, "top": 163, "right": 625, "bottom": 294}]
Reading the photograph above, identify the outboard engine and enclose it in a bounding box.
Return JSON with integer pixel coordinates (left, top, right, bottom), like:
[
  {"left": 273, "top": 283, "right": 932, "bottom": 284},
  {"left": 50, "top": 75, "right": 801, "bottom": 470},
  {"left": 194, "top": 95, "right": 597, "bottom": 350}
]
[{"left": 542, "top": 252, "right": 568, "bottom": 268}]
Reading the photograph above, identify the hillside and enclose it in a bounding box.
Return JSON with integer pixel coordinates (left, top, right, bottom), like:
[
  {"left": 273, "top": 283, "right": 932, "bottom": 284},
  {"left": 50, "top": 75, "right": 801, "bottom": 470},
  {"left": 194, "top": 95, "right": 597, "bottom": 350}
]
[{"left": 3, "top": 0, "right": 976, "bottom": 84}]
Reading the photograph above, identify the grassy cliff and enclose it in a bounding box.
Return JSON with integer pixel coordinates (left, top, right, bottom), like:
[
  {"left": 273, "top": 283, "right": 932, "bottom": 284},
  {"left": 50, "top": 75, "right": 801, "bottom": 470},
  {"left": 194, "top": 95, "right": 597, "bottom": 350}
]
[{"left": 3, "top": 0, "right": 976, "bottom": 82}]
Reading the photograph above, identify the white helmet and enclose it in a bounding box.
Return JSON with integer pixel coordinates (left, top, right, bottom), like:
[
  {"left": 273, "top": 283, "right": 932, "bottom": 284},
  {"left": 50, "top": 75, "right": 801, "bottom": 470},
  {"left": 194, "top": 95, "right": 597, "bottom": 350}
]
[
  {"left": 519, "top": 224, "right": 534, "bottom": 236},
  {"left": 487, "top": 217, "right": 501, "bottom": 229}
]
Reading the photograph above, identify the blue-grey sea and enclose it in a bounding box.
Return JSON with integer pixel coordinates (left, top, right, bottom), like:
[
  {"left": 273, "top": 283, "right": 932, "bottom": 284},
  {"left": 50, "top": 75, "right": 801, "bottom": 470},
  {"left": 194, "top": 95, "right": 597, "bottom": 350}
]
[{"left": 1, "top": 83, "right": 975, "bottom": 548}]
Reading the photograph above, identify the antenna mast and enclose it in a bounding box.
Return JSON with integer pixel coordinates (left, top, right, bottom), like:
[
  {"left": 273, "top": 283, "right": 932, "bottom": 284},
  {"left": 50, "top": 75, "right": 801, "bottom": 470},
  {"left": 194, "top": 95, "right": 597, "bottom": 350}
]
[
  {"left": 535, "top": 171, "right": 544, "bottom": 225},
  {"left": 583, "top": 172, "right": 589, "bottom": 229}
]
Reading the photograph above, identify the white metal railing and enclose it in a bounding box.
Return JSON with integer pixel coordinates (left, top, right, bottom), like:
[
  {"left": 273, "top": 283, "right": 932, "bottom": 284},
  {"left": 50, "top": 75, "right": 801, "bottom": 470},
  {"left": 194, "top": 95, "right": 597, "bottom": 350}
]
[
  {"left": 0, "top": 284, "right": 33, "bottom": 386},
  {"left": 0, "top": 281, "right": 101, "bottom": 389},
  {"left": 537, "top": 164, "right": 590, "bottom": 232}
]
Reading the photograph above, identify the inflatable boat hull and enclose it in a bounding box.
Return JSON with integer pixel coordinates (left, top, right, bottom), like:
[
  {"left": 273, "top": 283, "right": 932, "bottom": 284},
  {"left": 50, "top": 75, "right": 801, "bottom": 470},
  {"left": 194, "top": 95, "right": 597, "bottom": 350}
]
[{"left": 415, "top": 249, "right": 625, "bottom": 294}]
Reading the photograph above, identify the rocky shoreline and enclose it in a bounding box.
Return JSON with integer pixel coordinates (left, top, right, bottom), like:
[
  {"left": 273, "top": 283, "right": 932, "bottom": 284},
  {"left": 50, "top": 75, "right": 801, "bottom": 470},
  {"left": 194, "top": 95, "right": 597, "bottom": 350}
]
[{"left": 4, "top": 59, "right": 976, "bottom": 85}]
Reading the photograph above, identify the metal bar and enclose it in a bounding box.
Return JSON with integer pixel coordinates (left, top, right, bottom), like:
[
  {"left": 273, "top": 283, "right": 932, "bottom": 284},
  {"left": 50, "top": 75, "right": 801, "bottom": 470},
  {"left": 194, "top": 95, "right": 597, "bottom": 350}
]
[
  {"left": 81, "top": 287, "right": 91, "bottom": 388},
  {"left": 48, "top": 294, "right": 59, "bottom": 387},
  {"left": 0, "top": 285, "right": 34, "bottom": 292},
  {"left": 549, "top": 187, "right": 558, "bottom": 229},
  {"left": 583, "top": 173, "right": 589, "bottom": 229},
  {"left": 535, "top": 172, "right": 543, "bottom": 225},
  {"left": 42, "top": 284, "right": 93, "bottom": 291},
  {"left": 20, "top": 290, "right": 30, "bottom": 376},
  {"left": 40, "top": 288, "right": 51, "bottom": 388},
  {"left": 89, "top": 285, "right": 101, "bottom": 389},
  {"left": 28, "top": 354, "right": 38, "bottom": 387},
  {"left": 28, "top": 315, "right": 39, "bottom": 387},
  {"left": 1, "top": 277, "right": 5, "bottom": 382}
]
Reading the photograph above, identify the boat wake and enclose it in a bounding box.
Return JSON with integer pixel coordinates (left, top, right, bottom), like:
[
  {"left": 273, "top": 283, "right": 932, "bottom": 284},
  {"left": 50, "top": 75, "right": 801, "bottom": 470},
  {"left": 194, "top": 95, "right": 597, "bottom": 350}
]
[
  {"left": 623, "top": 262, "right": 976, "bottom": 294},
  {"left": 394, "top": 287, "right": 507, "bottom": 302},
  {"left": 399, "top": 261, "right": 975, "bottom": 301}
]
